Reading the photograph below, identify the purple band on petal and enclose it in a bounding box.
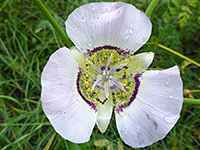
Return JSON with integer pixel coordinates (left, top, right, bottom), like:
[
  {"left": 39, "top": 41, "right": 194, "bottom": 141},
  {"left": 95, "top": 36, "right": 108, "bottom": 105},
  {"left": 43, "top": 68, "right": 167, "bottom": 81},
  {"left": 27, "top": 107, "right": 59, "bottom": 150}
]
[
  {"left": 76, "top": 70, "right": 97, "bottom": 112},
  {"left": 116, "top": 72, "right": 144, "bottom": 114},
  {"left": 85, "top": 45, "right": 130, "bottom": 56},
  {"left": 96, "top": 98, "right": 107, "bottom": 105}
]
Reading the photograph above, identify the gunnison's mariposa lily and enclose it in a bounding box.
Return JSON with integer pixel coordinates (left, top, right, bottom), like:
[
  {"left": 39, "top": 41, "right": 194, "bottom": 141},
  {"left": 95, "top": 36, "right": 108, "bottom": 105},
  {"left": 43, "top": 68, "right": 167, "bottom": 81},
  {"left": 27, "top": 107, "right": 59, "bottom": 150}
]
[{"left": 41, "top": 2, "right": 183, "bottom": 148}]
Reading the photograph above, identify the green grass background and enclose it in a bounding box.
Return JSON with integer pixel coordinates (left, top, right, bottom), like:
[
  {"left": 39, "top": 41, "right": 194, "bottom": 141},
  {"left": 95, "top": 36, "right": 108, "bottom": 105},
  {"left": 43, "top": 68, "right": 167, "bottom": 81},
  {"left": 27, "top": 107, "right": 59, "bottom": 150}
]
[{"left": 0, "top": 0, "right": 200, "bottom": 149}]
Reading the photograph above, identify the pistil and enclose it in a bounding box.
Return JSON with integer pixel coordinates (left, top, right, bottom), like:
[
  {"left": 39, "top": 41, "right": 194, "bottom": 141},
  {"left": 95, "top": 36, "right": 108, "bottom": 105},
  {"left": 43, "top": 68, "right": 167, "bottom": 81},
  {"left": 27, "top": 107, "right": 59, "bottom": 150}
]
[{"left": 89, "top": 54, "right": 128, "bottom": 98}]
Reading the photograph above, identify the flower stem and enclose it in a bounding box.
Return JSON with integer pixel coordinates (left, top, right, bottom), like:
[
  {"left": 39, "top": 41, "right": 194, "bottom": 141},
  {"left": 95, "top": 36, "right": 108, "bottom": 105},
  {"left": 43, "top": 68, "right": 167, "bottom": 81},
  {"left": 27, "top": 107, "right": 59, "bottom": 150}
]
[
  {"left": 33, "top": 0, "right": 71, "bottom": 47},
  {"left": 145, "top": 0, "right": 159, "bottom": 17},
  {"left": 146, "top": 42, "right": 200, "bottom": 67},
  {"left": 0, "top": 122, "right": 51, "bottom": 126},
  {"left": 190, "top": 90, "right": 200, "bottom": 93},
  {"left": 157, "top": 43, "right": 200, "bottom": 67},
  {"left": 184, "top": 98, "right": 200, "bottom": 105}
]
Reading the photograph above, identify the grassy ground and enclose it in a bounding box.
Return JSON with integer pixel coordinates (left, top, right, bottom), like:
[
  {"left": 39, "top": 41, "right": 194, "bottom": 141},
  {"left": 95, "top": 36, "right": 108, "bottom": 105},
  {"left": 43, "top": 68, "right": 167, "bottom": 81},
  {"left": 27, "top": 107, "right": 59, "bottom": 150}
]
[{"left": 0, "top": 0, "right": 200, "bottom": 149}]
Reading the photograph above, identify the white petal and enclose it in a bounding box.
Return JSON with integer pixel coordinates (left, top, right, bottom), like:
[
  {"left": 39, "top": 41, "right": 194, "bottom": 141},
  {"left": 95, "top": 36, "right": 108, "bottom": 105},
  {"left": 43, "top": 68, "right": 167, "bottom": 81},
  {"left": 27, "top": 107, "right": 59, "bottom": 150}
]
[
  {"left": 41, "top": 47, "right": 97, "bottom": 143},
  {"left": 96, "top": 98, "right": 113, "bottom": 133},
  {"left": 65, "top": 2, "right": 152, "bottom": 54},
  {"left": 115, "top": 66, "right": 183, "bottom": 148},
  {"left": 127, "top": 52, "right": 154, "bottom": 73}
]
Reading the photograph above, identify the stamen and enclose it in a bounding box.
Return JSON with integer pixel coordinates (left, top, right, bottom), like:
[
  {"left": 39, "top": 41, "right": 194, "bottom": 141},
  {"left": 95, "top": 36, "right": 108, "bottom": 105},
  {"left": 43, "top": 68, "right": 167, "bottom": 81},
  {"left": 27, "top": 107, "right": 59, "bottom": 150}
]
[
  {"left": 105, "top": 54, "right": 113, "bottom": 73},
  {"left": 111, "top": 78, "right": 128, "bottom": 94},
  {"left": 108, "top": 63, "right": 127, "bottom": 76},
  {"left": 91, "top": 79, "right": 103, "bottom": 92},
  {"left": 104, "top": 80, "right": 109, "bottom": 99},
  {"left": 88, "top": 61, "right": 103, "bottom": 74}
]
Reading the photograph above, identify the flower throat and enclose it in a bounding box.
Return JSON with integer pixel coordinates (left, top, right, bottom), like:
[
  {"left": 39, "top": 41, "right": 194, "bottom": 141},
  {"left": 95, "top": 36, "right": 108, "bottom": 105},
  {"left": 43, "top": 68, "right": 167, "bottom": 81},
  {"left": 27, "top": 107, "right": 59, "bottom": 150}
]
[{"left": 76, "top": 46, "right": 142, "bottom": 112}]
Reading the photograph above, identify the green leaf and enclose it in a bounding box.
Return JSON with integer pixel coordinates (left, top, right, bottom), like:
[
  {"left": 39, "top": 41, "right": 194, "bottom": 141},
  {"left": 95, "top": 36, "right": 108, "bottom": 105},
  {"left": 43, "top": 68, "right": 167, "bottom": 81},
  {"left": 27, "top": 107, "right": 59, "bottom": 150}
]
[
  {"left": 44, "top": 132, "right": 57, "bottom": 150},
  {"left": 67, "top": 141, "right": 82, "bottom": 150},
  {"left": 171, "top": 0, "right": 180, "bottom": 7}
]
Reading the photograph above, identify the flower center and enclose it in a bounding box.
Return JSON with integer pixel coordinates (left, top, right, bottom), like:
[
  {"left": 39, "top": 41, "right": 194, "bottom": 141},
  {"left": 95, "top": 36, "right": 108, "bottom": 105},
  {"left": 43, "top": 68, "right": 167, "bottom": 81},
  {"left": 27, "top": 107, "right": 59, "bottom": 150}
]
[
  {"left": 77, "top": 47, "right": 139, "bottom": 111},
  {"left": 89, "top": 54, "right": 128, "bottom": 99}
]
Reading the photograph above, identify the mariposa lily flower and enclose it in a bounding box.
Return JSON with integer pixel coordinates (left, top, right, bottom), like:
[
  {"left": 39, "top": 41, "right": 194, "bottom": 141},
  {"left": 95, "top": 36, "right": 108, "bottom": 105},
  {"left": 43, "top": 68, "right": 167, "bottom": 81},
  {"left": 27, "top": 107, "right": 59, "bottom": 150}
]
[{"left": 41, "top": 2, "right": 183, "bottom": 148}]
